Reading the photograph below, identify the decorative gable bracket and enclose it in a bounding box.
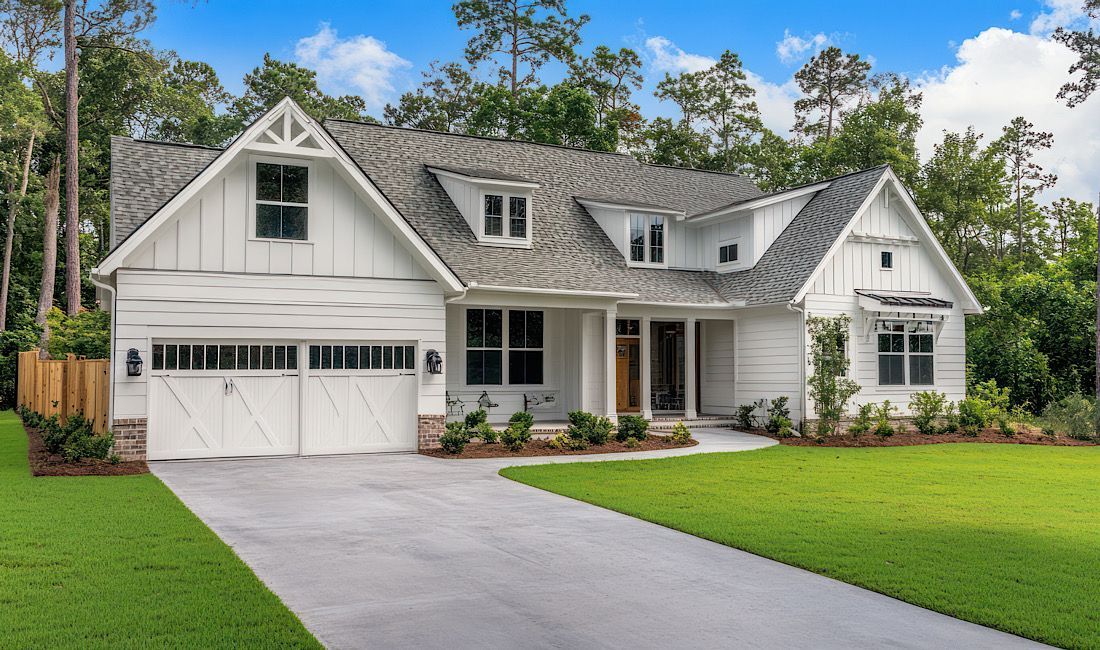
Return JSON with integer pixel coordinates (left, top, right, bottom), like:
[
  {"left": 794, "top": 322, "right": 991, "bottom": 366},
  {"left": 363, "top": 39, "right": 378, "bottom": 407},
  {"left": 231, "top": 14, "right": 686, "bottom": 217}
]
[{"left": 244, "top": 109, "right": 333, "bottom": 158}]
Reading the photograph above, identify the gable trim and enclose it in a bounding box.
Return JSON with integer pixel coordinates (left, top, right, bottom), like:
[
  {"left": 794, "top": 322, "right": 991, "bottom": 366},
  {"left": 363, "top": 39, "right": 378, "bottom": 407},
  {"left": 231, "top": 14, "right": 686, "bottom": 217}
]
[{"left": 95, "top": 97, "right": 464, "bottom": 293}]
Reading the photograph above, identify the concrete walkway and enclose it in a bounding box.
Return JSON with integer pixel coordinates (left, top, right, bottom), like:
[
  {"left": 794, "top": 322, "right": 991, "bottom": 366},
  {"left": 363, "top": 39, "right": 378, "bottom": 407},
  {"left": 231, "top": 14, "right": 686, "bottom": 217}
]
[{"left": 152, "top": 429, "right": 1042, "bottom": 649}]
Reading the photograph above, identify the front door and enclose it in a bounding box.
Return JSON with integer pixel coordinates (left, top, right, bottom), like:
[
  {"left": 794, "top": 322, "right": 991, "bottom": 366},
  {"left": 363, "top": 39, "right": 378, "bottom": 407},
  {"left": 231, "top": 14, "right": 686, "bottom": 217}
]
[{"left": 615, "top": 337, "right": 640, "bottom": 412}]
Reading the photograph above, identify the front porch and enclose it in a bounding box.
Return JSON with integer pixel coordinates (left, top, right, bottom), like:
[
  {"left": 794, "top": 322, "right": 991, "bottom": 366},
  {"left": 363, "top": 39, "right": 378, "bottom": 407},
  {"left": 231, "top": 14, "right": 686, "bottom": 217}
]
[{"left": 445, "top": 299, "right": 739, "bottom": 424}]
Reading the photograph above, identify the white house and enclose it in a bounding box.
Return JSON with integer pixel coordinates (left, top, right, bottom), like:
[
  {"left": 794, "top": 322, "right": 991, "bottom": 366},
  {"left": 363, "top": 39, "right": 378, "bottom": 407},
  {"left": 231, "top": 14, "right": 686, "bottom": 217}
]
[{"left": 92, "top": 98, "right": 981, "bottom": 461}]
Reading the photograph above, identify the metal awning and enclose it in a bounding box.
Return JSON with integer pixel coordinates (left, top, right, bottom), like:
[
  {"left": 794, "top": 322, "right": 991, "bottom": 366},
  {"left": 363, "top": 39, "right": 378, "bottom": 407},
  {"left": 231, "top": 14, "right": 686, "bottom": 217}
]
[{"left": 855, "top": 290, "right": 953, "bottom": 309}]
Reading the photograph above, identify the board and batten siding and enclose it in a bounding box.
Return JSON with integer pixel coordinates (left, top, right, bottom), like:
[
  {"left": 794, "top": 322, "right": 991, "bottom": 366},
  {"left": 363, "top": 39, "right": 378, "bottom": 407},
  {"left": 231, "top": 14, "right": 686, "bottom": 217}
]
[
  {"left": 121, "top": 156, "right": 432, "bottom": 280},
  {"left": 699, "top": 319, "right": 736, "bottom": 414},
  {"left": 112, "top": 270, "right": 446, "bottom": 420},
  {"left": 733, "top": 306, "right": 803, "bottom": 423}
]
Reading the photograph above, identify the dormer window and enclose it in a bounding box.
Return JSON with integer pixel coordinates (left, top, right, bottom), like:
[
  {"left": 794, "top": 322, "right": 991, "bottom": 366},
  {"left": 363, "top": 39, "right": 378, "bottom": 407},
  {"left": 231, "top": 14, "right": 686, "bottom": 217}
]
[
  {"left": 480, "top": 191, "right": 530, "bottom": 245},
  {"left": 509, "top": 197, "right": 527, "bottom": 238},
  {"left": 484, "top": 194, "right": 503, "bottom": 236},
  {"left": 628, "top": 213, "right": 666, "bottom": 266}
]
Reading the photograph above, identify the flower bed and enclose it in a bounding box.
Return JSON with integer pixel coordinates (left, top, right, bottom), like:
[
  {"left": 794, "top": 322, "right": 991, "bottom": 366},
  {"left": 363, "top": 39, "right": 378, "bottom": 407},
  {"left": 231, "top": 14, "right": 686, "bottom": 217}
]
[
  {"left": 23, "top": 420, "right": 148, "bottom": 476},
  {"left": 747, "top": 425, "right": 1095, "bottom": 447},
  {"left": 421, "top": 433, "right": 697, "bottom": 459}
]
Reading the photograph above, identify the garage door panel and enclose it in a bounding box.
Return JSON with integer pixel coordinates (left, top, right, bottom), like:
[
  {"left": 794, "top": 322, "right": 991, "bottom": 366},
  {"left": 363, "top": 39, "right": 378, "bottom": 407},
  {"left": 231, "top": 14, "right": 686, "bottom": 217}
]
[
  {"left": 224, "top": 375, "right": 299, "bottom": 454},
  {"left": 303, "top": 372, "right": 417, "bottom": 455},
  {"left": 148, "top": 376, "right": 225, "bottom": 459}
]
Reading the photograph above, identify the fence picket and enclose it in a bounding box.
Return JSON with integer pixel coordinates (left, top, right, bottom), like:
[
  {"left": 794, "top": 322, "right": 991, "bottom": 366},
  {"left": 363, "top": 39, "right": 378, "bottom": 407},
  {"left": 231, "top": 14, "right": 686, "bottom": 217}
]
[{"left": 17, "top": 350, "right": 110, "bottom": 433}]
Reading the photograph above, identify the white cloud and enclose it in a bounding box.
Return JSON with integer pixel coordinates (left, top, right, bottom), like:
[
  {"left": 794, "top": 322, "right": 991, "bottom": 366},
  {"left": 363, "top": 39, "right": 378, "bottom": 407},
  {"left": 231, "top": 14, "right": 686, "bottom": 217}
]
[
  {"left": 916, "top": 27, "right": 1099, "bottom": 203},
  {"left": 1009, "top": 9, "right": 1023, "bottom": 20},
  {"left": 775, "top": 29, "right": 829, "bottom": 64},
  {"left": 644, "top": 35, "right": 716, "bottom": 73},
  {"left": 1028, "top": 0, "right": 1097, "bottom": 35},
  {"left": 295, "top": 23, "right": 411, "bottom": 108}
]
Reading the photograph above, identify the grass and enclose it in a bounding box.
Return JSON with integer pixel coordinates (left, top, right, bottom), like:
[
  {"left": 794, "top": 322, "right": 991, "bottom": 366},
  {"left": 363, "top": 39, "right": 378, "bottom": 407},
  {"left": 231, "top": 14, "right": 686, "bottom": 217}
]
[
  {"left": 0, "top": 411, "right": 319, "bottom": 648},
  {"left": 501, "top": 444, "right": 1100, "bottom": 649}
]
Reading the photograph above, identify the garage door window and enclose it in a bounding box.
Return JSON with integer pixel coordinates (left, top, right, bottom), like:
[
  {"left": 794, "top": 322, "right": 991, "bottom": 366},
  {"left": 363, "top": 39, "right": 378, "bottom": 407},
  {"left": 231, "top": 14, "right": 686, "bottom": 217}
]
[
  {"left": 308, "top": 344, "right": 416, "bottom": 370},
  {"left": 151, "top": 343, "right": 297, "bottom": 371}
]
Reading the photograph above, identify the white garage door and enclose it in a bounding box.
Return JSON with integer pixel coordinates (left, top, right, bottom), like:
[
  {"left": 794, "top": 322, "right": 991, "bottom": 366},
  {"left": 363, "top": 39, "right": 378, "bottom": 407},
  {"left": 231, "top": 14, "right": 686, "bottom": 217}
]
[
  {"left": 302, "top": 342, "right": 419, "bottom": 455},
  {"left": 147, "top": 342, "right": 300, "bottom": 460}
]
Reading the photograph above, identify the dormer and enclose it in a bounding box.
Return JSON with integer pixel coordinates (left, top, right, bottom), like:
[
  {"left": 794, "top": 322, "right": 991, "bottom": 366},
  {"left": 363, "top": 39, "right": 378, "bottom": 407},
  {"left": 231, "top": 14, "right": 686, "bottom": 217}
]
[
  {"left": 428, "top": 165, "right": 539, "bottom": 249},
  {"left": 576, "top": 196, "right": 684, "bottom": 269}
]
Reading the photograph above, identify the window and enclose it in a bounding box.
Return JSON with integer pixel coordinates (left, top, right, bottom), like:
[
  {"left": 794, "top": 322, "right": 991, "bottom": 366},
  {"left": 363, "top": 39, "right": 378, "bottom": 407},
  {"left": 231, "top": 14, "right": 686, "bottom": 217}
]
[
  {"left": 509, "top": 196, "right": 527, "bottom": 238},
  {"left": 615, "top": 319, "right": 640, "bottom": 336},
  {"left": 508, "top": 310, "right": 544, "bottom": 384},
  {"left": 719, "top": 243, "right": 739, "bottom": 264},
  {"left": 307, "top": 344, "right": 415, "bottom": 370},
  {"left": 484, "top": 194, "right": 503, "bottom": 237},
  {"left": 466, "top": 308, "right": 502, "bottom": 385},
  {"left": 256, "top": 162, "right": 308, "bottom": 240},
  {"left": 876, "top": 321, "right": 934, "bottom": 386},
  {"left": 881, "top": 250, "right": 893, "bottom": 269},
  {"left": 628, "top": 213, "right": 666, "bottom": 265},
  {"left": 152, "top": 343, "right": 297, "bottom": 371}
]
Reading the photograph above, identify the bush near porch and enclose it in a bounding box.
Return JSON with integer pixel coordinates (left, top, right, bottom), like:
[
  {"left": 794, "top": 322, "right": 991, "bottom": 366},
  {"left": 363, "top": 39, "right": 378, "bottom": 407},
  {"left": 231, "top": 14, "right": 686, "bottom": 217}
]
[
  {"left": 0, "top": 410, "right": 319, "bottom": 648},
  {"left": 501, "top": 444, "right": 1100, "bottom": 649}
]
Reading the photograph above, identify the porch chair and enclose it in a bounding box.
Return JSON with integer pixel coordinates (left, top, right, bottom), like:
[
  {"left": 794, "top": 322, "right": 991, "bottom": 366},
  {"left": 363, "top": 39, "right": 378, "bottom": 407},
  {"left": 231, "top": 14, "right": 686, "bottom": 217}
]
[{"left": 477, "top": 391, "right": 499, "bottom": 416}]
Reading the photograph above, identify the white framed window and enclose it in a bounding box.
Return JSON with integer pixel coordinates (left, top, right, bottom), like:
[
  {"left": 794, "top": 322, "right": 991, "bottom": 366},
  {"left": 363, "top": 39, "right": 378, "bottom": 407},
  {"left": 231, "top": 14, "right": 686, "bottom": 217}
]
[
  {"left": 466, "top": 308, "right": 503, "bottom": 385},
  {"left": 481, "top": 191, "right": 531, "bottom": 245},
  {"left": 881, "top": 250, "right": 894, "bottom": 269},
  {"left": 253, "top": 157, "right": 310, "bottom": 241},
  {"left": 465, "top": 307, "right": 544, "bottom": 386},
  {"left": 508, "top": 310, "right": 543, "bottom": 385},
  {"left": 716, "top": 236, "right": 745, "bottom": 270},
  {"left": 627, "top": 213, "right": 666, "bottom": 267},
  {"left": 876, "top": 320, "right": 934, "bottom": 386}
]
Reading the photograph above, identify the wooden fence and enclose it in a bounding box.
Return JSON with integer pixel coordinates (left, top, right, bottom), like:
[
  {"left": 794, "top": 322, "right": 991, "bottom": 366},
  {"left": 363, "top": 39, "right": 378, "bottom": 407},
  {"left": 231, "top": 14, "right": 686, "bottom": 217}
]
[{"left": 17, "top": 350, "right": 110, "bottom": 433}]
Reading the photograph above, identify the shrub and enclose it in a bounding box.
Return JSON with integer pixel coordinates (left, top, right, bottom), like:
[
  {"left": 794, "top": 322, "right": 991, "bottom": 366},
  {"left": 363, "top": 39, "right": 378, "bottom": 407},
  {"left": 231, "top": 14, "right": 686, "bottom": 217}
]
[
  {"left": 474, "top": 421, "right": 498, "bottom": 444},
  {"left": 566, "top": 410, "right": 612, "bottom": 446},
  {"left": 765, "top": 397, "right": 791, "bottom": 434},
  {"left": 586, "top": 417, "right": 613, "bottom": 445},
  {"left": 969, "top": 379, "right": 1011, "bottom": 414},
  {"left": 847, "top": 403, "right": 875, "bottom": 436},
  {"left": 873, "top": 401, "right": 896, "bottom": 437},
  {"left": 910, "top": 391, "right": 947, "bottom": 435},
  {"left": 806, "top": 315, "right": 861, "bottom": 437},
  {"left": 1042, "top": 394, "right": 1097, "bottom": 441},
  {"left": 500, "top": 423, "right": 532, "bottom": 451},
  {"left": 669, "top": 421, "right": 693, "bottom": 444},
  {"left": 63, "top": 431, "right": 114, "bottom": 463},
  {"left": 625, "top": 436, "right": 639, "bottom": 448},
  {"left": 957, "top": 398, "right": 991, "bottom": 436},
  {"left": 439, "top": 422, "right": 470, "bottom": 454},
  {"left": 547, "top": 432, "right": 567, "bottom": 450},
  {"left": 736, "top": 404, "right": 756, "bottom": 430},
  {"left": 508, "top": 411, "right": 534, "bottom": 431},
  {"left": 940, "top": 402, "right": 959, "bottom": 434},
  {"left": 997, "top": 415, "right": 1016, "bottom": 437},
  {"left": 464, "top": 409, "right": 488, "bottom": 429},
  {"left": 616, "top": 414, "right": 649, "bottom": 442}
]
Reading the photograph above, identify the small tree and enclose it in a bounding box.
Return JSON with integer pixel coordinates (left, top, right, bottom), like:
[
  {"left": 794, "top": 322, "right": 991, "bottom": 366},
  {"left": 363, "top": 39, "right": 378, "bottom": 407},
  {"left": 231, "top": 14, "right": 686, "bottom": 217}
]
[{"left": 807, "top": 315, "right": 861, "bottom": 437}]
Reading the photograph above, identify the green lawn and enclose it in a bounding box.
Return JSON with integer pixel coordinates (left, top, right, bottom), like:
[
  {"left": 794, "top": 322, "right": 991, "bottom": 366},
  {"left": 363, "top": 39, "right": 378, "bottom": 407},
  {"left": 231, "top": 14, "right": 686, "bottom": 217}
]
[
  {"left": 502, "top": 444, "right": 1100, "bottom": 649},
  {"left": 0, "top": 411, "right": 319, "bottom": 648}
]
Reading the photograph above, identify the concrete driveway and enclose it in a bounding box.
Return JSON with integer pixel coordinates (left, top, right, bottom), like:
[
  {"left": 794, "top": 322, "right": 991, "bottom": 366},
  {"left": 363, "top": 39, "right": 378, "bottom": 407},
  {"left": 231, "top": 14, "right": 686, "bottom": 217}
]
[{"left": 152, "top": 429, "right": 1041, "bottom": 649}]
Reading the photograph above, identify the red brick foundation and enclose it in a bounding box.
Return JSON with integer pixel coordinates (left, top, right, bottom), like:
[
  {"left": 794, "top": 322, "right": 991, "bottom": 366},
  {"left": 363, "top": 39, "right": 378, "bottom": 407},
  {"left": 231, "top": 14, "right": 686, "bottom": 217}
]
[
  {"left": 112, "top": 418, "right": 147, "bottom": 461},
  {"left": 418, "top": 414, "right": 445, "bottom": 450}
]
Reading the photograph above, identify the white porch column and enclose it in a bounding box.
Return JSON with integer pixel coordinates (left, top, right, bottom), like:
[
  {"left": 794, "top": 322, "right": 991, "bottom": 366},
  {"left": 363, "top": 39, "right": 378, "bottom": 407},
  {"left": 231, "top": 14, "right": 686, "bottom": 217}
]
[
  {"left": 605, "top": 309, "right": 618, "bottom": 421},
  {"left": 641, "top": 315, "right": 652, "bottom": 419},
  {"left": 685, "top": 317, "right": 698, "bottom": 419}
]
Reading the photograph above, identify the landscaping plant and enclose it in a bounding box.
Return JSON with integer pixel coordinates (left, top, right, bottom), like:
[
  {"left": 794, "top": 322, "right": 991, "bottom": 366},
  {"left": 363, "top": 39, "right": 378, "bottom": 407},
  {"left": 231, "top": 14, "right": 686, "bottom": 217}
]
[
  {"left": 616, "top": 414, "right": 649, "bottom": 442},
  {"left": 464, "top": 409, "right": 488, "bottom": 429},
  {"left": 941, "top": 402, "right": 960, "bottom": 433},
  {"left": 29, "top": 411, "right": 115, "bottom": 462},
  {"left": 500, "top": 423, "right": 532, "bottom": 451},
  {"left": 806, "top": 315, "right": 861, "bottom": 437},
  {"left": 439, "top": 421, "right": 470, "bottom": 454},
  {"left": 958, "top": 397, "right": 992, "bottom": 436},
  {"left": 736, "top": 404, "right": 756, "bottom": 429},
  {"left": 847, "top": 403, "right": 875, "bottom": 436},
  {"left": 764, "top": 396, "right": 794, "bottom": 436},
  {"left": 508, "top": 410, "right": 534, "bottom": 431},
  {"left": 567, "top": 410, "right": 612, "bottom": 446},
  {"left": 873, "top": 401, "right": 896, "bottom": 437},
  {"left": 474, "top": 421, "right": 498, "bottom": 444},
  {"left": 669, "top": 421, "right": 693, "bottom": 444},
  {"left": 1041, "top": 393, "right": 1097, "bottom": 441},
  {"left": 910, "top": 390, "right": 948, "bottom": 435}
]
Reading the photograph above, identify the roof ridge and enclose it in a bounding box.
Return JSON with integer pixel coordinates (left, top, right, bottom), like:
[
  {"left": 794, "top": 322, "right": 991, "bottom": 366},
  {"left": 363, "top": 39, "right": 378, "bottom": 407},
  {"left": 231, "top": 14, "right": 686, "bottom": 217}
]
[
  {"left": 642, "top": 162, "right": 749, "bottom": 179},
  {"left": 124, "top": 137, "right": 225, "bottom": 152},
  {"left": 324, "top": 118, "right": 638, "bottom": 160}
]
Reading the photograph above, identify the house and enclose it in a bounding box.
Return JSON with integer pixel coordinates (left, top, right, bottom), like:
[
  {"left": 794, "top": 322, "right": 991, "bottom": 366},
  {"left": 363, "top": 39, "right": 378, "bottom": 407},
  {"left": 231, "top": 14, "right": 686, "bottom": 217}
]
[{"left": 92, "top": 98, "right": 982, "bottom": 461}]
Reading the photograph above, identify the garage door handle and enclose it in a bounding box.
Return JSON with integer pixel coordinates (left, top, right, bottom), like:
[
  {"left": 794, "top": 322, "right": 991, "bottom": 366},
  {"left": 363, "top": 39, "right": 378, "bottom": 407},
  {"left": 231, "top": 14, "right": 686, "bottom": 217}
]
[{"left": 224, "top": 377, "right": 234, "bottom": 396}]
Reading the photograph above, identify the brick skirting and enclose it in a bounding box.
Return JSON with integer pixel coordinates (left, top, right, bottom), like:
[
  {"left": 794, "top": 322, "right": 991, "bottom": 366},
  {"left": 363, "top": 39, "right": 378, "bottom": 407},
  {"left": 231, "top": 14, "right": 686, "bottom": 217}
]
[
  {"left": 417, "top": 414, "right": 445, "bottom": 450},
  {"left": 112, "top": 418, "right": 147, "bottom": 461}
]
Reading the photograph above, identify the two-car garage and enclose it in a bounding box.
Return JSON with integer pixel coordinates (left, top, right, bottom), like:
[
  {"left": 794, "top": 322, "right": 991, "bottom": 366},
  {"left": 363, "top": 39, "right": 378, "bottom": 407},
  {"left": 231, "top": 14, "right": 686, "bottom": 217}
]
[{"left": 146, "top": 340, "right": 419, "bottom": 460}]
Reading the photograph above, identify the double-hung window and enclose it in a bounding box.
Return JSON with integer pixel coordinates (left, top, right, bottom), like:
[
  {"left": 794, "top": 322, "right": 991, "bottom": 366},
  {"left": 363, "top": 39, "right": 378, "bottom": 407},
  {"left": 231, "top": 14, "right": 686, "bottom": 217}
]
[
  {"left": 628, "top": 213, "right": 665, "bottom": 266},
  {"left": 877, "top": 320, "right": 934, "bottom": 386},
  {"left": 483, "top": 193, "right": 528, "bottom": 240},
  {"left": 255, "top": 161, "right": 308, "bottom": 240},
  {"left": 508, "top": 310, "right": 543, "bottom": 384},
  {"left": 718, "top": 242, "right": 739, "bottom": 264},
  {"left": 466, "top": 309, "right": 502, "bottom": 385}
]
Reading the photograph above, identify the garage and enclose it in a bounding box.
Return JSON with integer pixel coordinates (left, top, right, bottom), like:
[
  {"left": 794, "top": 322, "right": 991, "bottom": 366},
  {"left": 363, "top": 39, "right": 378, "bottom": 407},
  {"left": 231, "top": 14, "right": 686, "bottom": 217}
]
[{"left": 147, "top": 340, "right": 418, "bottom": 460}]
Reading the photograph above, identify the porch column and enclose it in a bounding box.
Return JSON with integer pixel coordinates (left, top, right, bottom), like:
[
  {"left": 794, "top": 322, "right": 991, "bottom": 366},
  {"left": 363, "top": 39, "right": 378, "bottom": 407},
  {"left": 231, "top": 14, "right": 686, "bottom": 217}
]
[
  {"left": 605, "top": 309, "right": 618, "bottom": 421},
  {"left": 685, "top": 317, "right": 698, "bottom": 419},
  {"left": 641, "top": 316, "right": 652, "bottom": 419}
]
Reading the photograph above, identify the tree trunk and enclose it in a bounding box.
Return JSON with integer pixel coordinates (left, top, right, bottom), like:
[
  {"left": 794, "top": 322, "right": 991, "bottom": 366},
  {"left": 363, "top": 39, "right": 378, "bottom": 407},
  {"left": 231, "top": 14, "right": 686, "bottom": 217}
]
[
  {"left": 1095, "top": 193, "right": 1099, "bottom": 406},
  {"left": 63, "top": 0, "right": 80, "bottom": 316},
  {"left": 0, "top": 131, "right": 35, "bottom": 331},
  {"left": 37, "top": 158, "right": 61, "bottom": 360}
]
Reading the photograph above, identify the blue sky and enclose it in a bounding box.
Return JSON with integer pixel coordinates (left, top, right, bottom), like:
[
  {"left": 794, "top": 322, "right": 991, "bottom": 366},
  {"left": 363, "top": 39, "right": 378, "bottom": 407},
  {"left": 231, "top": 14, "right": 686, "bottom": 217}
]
[{"left": 142, "top": 0, "right": 1098, "bottom": 202}]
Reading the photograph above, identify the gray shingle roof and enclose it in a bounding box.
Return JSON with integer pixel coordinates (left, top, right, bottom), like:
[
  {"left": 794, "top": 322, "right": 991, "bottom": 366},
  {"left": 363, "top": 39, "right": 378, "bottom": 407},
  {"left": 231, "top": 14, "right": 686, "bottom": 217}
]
[
  {"left": 425, "top": 163, "right": 535, "bottom": 184},
  {"left": 110, "top": 136, "right": 222, "bottom": 248},
  {"left": 109, "top": 123, "right": 886, "bottom": 306}
]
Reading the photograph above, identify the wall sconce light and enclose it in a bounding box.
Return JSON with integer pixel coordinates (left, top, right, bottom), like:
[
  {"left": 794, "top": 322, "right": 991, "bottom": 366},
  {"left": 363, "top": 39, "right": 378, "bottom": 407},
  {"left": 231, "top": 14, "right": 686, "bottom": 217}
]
[
  {"left": 425, "top": 349, "right": 442, "bottom": 374},
  {"left": 125, "top": 348, "right": 143, "bottom": 376}
]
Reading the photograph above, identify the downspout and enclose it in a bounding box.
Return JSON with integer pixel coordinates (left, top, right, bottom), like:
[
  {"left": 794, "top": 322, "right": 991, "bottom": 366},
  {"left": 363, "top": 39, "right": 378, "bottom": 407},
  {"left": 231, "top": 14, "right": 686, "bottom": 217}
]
[
  {"left": 88, "top": 269, "right": 116, "bottom": 429},
  {"left": 787, "top": 301, "right": 807, "bottom": 435}
]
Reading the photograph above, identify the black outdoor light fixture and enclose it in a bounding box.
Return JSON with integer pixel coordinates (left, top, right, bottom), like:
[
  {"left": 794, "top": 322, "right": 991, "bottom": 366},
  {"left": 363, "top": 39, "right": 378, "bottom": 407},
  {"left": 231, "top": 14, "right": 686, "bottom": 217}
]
[
  {"left": 125, "top": 348, "right": 143, "bottom": 376},
  {"left": 425, "top": 349, "right": 443, "bottom": 374}
]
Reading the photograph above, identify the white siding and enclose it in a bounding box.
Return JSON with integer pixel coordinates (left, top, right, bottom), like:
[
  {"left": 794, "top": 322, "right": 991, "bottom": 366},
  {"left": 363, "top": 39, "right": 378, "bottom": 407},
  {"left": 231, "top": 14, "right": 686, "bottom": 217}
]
[
  {"left": 697, "top": 215, "right": 753, "bottom": 271},
  {"left": 435, "top": 173, "right": 481, "bottom": 237},
  {"left": 700, "top": 319, "right": 735, "bottom": 414},
  {"left": 582, "top": 312, "right": 606, "bottom": 415},
  {"left": 123, "top": 157, "right": 431, "bottom": 281},
  {"left": 733, "top": 306, "right": 803, "bottom": 423},
  {"left": 752, "top": 193, "right": 812, "bottom": 266},
  {"left": 112, "top": 270, "right": 446, "bottom": 420}
]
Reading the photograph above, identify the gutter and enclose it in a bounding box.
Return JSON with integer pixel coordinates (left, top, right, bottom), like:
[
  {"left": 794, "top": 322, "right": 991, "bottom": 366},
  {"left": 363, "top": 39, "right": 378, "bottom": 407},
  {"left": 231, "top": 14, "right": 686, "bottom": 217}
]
[
  {"left": 88, "top": 269, "right": 116, "bottom": 429},
  {"left": 787, "top": 300, "right": 807, "bottom": 434},
  {"left": 465, "top": 282, "right": 639, "bottom": 300}
]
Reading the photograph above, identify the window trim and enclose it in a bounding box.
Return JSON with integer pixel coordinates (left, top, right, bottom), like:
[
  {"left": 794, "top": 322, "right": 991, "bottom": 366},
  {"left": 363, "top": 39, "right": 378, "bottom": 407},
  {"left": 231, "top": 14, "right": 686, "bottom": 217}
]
[
  {"left": 875, "top": 320, "right": 935, "bottom": 387},
  {"left": 507, "top": 309, "right": 544, "bottom": 386},
  {"left": 248, "top": 154, "right": 315, "bottom": 245},
  {"left": 464, "top": 307, "right": 545, "bottom": 387},
  {"left": 625, "top": 212, "right": 668, "bottom": 268},
  {"left": 149, "top": 340, "right": 300, "bottom": 375},
  {"left": 880, "top": 249, "right": 894, "bottom": 270},
  {"left": 716, "top": 236, "right": 745, "bottom": 270},
  {"left": 478, "top": 189, "right": 532, "bottom": 249}
]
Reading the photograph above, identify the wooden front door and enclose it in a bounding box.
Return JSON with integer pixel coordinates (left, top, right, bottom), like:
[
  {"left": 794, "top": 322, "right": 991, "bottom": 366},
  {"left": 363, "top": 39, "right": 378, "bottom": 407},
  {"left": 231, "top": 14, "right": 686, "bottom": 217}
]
[{"left": 615, "top": 337, "right": 641, "bottom": 412}]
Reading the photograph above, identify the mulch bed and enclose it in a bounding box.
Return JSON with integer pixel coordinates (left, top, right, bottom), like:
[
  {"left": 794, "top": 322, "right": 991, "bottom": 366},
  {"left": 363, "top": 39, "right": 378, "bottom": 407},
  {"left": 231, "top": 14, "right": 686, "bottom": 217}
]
[
  {"left": 24, "top": 423, "right": 149, "bottom": 476},
  {"left": 746, "top": 426, "right": 1096, "bottom": 447},
  {"left": 421, "top": 434, "right": 698, "bottom": 459}
]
